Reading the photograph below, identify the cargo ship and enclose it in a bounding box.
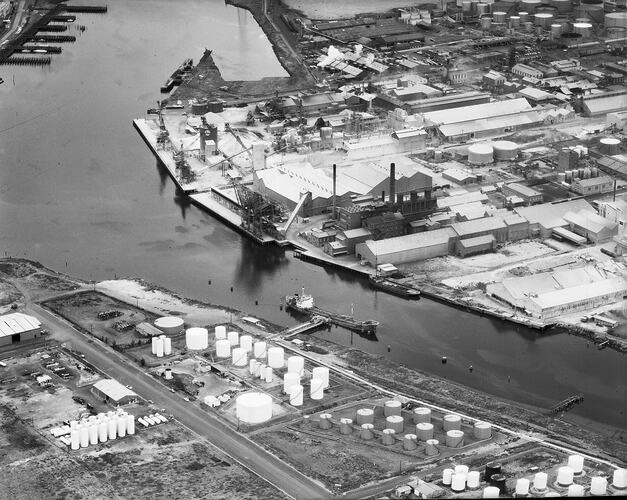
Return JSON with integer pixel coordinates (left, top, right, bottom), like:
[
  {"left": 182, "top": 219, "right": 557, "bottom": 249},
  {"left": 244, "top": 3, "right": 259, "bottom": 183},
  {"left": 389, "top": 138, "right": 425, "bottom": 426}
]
[
  {"left": 161, "top": 57, "right": 195, "bottom": 93},
  {"left": 369, "top": 275, "right": 421, "bottom": 299},
  {"left": 285, "top": 289, "right": 379, "bottom": 334}
]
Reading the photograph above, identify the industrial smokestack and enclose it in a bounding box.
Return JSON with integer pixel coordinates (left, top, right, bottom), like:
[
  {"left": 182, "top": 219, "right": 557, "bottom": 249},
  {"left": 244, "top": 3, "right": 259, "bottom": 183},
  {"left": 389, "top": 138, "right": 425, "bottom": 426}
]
[
  {"left": 389, "top": 163, "right": 396, "bottom": 204},
  {"left": 332, "top": 164, "right": 337, "bottom": 219}
]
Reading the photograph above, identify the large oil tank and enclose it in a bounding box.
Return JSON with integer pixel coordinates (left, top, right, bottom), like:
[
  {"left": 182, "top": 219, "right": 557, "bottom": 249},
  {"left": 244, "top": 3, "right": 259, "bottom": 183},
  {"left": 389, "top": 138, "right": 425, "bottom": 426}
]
[
  {"left": 477, "top": 3, "right": 490, "bottom": 16},
  {"left": 356, "top": 408, "right": 375, "bottom": 425},
  {"left": 493, "top": 140, "right": 518, "bottom": 160},
  {"left": 227, "top": 330, "right": 239, "bottom": 346},
  {"left": 318, "top": 413, "right": 332, "bottom": 430},
  {"left": 154, "top": 316, "right": 184, "bottom": 335},
  {"left": 339, "top": 417, "right": 353, "bottom": 434},
  {"left": 481, "top": 16, "right": 493, "bottom": 29},
  {"left": 267, "top": 346, "right": 284, "bottom": 368},
  {"left": 443, "top": 413, "right": 462, "bottom": 431},
  {"left": 312, "top": 366, "right": 329, "bottom": 388},
  {"left": 600, "top": 137, "right": 621, "bottom": 154},
  {"left": 191, "top": 100, "right": 209, "bottom": 115},
  {"left": 253, "top": 341, "right": 267, "bottom": 359},
  {"left": 231, "top": 347, "right": 247, "bottom": 366},
  {"left": 413, "top": 407, "right": 431, "bottom": 424},
  {"left": 214, "top": 325, "right": 227, "bottom": 340},
  {"left": 474, "top": 421, "right": 493, "bottom": 439},
  {"left": 287, "top": 355, "right": 304, "bottom": 376},
  {"left": 236, "top": 392, "right": 273, "bottom": 424},
  {"left": 590, "top": 477, "right": 608, "bottom": 495},
  {"left": 446, "top": 429, "right": 465, "bottom": 447},
  {"left": 283, "top": 372, "right": 300, "bottom": 394},
  {"left": 577, "top": 0, "right": 604, "bottom": 22},
  {"left": 386, "top": 415, "right": 404, "bottom": 433},
  {"left": 521, "top": 0, "right": 542, "bottom": 12},
  {"left": 360, "top": 423, "right": 374, "bottom": 440},
  {"left": 551, "top": 23, "right": 563, "bottom": 36},
  {"left": 239, "top": 335, "right": 253, "bottom": 352},
  {"left": 606, "top": 11, "right": 627, "bottom": 28},
  {"left": 425, "top": 438, "right": 439, "bottom": 456},
  {"left": 310, "top": 378, "right": 324, "bottom": 400},
  {"left": 216, "top": 338, "right": 230, "bottom": 358},
  {"left": 381, "top": 428, "right": 396, "bottom": 445},
  {"left": 509, "top": 15, "right": 521, "bottom": 27},
  {"left": 416, "top": 422, "right": 435, "bottom": 441},
  {"left": 384, "top": 400, "right": 402, "bottom": 416},
  {"left": 468, "top": 143, "right": 494, "bottom": 164},
  {"left": 518, "top": 11, "right": 530, "bottom": 22},
  {"left": 289, "top": 384, "right": 303, "bottom": 406},
  {"left": 535, "top": 12, "right": 554, "bottom": 27},
  {"left": 493, "top": 11, "right": 507, "bottom": 22},
  {"left": 185, "top": 327, "right": 208, "bottom": 350}
]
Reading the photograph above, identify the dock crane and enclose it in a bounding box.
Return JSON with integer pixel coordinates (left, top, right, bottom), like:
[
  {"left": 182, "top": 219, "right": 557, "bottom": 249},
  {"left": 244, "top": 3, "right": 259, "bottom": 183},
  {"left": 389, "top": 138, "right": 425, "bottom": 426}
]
[{"left": 155, "top": 100, "right": 170, "bottom": 149}]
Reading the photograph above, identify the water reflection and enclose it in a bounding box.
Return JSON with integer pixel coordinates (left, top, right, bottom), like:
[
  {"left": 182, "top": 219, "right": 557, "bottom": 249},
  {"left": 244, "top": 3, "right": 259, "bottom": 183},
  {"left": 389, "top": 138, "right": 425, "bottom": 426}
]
[
  {"left": 233, "top": 238, "right": 288, "bottom": 293},
  {"left": 173, "top": 188, "right": 192, "bottom": 220},
  {"left": 156, "top": 160, "right": 169, "bottom": 196}
]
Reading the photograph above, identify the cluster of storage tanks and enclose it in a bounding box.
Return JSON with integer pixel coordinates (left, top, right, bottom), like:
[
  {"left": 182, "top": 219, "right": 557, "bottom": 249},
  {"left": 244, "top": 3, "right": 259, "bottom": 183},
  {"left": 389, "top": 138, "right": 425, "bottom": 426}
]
[
  {"left": 559, "top": 165, "right": 601, "bottom": 183},
  {"left": 315, "top": 401, "right": 493, "bottom": 452},
  {"left": 68, "top": 410, "right": 135, "bottom": 450},
  {"left": 151, "top": 334, "right": 172, "bottom": 357},
  {"left": 440, "top": 455, "right": 627, "bottom": 497},
  {"left": 282, "top": 358, "right": 330, "bottom": 407},
  {"left": 467, "top": 141, "right": 519, "bottom": 165}
]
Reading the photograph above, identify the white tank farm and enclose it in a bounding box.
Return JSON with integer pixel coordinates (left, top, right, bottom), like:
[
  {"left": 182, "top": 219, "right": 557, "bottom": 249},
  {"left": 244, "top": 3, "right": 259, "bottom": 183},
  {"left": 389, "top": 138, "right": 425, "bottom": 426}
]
[
  {"left": 613, "top": 468, "right": 627, "bottom": 489},
  {"left": 381, "top": 428, "right": 396, "bottom": 445},
  {"left": 467, "top": 471, "right": 481, "bottom": 489},
  {"left": 468, "top": 143, "right": 494, "bottom": 164},
  {"left": 446, "top": 429, "right": 465, "bottom": 447},
  {"left": 339, "top": 418, "right": 353, "bottom": 435},
  {"left": 98, "top": 421, "right": 108, "bottom": 443},
  {"left": 567, "top": 454, "right": 584, "bottom": 474},
  {"left": 443, "top": 468, "right": 454, "bottom": 485},
  {"left": 154, "top": 316, "right": 184, "bottom": 334},
  {"left": 403, "top": 434, "right": 418, "bottom": 450},
  {"left": 416, "top": 422, "right": 434, "bottom": 441},
  {"left": 267, "top": 347, "right": 284, "bottom": 368},
  {"left": 493, "top": 140, "right": 518, "bottom": 160},
  {"left": 310, "top": 378, "right": 324, "bottom": 400},
  {"left": 606, "top": 11, "right": 627, "bottom": 28},
  {"left": 214, "top": 325, "right": 227, "bottom": 340},
  {"left": 283, "top": 372, "right": 300, "bottom": 394},
  {"left": 557, "top": 466, "right": 574, "bottom": 486},
  {"left": 289, "top": 384, "right": 304, "bottom": 406},
  {"left": 473, "top": 421, "right": 492, "bottom": 439},
  {"left": 413, "top": 407, "right": 431, "bottom": 424},
  {"left": 126, "top": 414, "right": 135, "bottom": 435},
  {"left": 70, "top": 429, "right": 80, "bottom": 450},
  {"left": 185, "top": 327, "right": 209, "bottom": 350},
  {"left": 355, "top": 408, "right": 375, "bottom": 425},
  {"left": 515, "top": 478, "right": 530, "bottom": 496},
  {"left": 88, "top": 424, "right": 99, "bottom": 445},
  {"left": 264, "top": 366, "right": 273, "bottom": 383},
  {"left": 443, "top": 414, "right": 462, "bottom": 431},
  {"left": 287, "top": 356, "right": 304, "bottom": 376},
  {"left": 155, "top": 336, "right": 164, "bottom": 357},
  {"left": 425, "top": 438, "right": 439, "bottom": 456},
  {"left": 216, "top": 338, "right": 231, "bottom": 358},
  {"left": 240, "top": 335, "right": 253, "bottom": 352},
  {"left": 533, "top": 471, "right": 548, "bottom": 490},
  {"left": 451, "top": 473, "right": 466, "bottom": 492},
  {"left": 108, "top": 417, "right": 118, "bottom": 440},
  {"left": 312, "top": 366, "right": 329, "bottom": 388},
  {"left": 360, "top": 423, "right": 374, "bottom": 440},
  {"left": 384, "top": 400, "right": 402, "bottom": 417},
  {"left": 231, "top": 347, "right": 247, "bottom": 367},
  {"left": 79, "top": 425, "right": 89, "bottom": 448},
  {"left": 227, "top": 330, "right": 239, "bottom": 346},
  {"left": 253, "top": 341, "right": 267, "bottom": 359},
  {"left": 386, "top": 415, "right": 404, "bottom": 434},
  {"left": 235, "top": 392, "right": 273, "bottom": 424},
  {"left": 319, "top": 413, "right": 333, "bottom": 430}
]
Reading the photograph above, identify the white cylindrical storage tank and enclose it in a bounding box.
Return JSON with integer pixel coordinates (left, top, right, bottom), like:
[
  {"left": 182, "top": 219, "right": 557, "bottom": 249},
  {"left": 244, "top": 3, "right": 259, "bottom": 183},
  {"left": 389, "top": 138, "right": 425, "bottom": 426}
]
[
  {"left": 481, "top": 16, "right": 492, "bottom": 29},
  {"left": 360, "top": 423, "right": 374, "bottom": 440},
  {"left": 510, "top": 15, "right": 521, "bottom": 27},
  {"left": 446, "top": 429, "right": 465, "bottom": 447},
  {"left": 267, "top": 347, "right": 284, "bottom": 368},
  {"left": 381, "top": 428, "right": 396, "bottom": 445},
  {"left": 70, "top": 420, "right": 79, "bottom": 430},
  {"left": 79, "top": 425, "right": 89, "bottom": 448},
  {"left": 253, "top": 341, "right": 267, "bottom": 359},
  {"left": 312, "top": 366, "right": 329, "bottom": 389},
  {"left": 474, "top": 421, "right": 492, "bottom": 439},
  {"left": 443, "top": 468, "right": 454, "bottom": 485},
  {"left": 126, "top": 414, "right": 135, "bottom": 435},
  {"left": 468, "top": 143, "right": 494, "bottom": 164},
  {"left": 216, "top": 338, "right": 231, "bottom": 358},
  {"left": 493, "top": 11, "right": 506, "bottom": 22},
  {"left": 416, "top": 422, "right": 434, "bottom": 441},
  {"left": 258, "top": 363, "right": 267, "bottom": 380},
  {"left": 163, "top": 336, "right": 172, "bottom": 355},
  {"left": 534, "top": 471, "right": 548, "bottom": 490},
  {"left": 319, "top": 413, "right": 332, "bottom": 430},
  {"left": 521, "top": 0, "right": 541, "bottom": 12},
  {"left": 516, "top": 478, "right": 530, "bottom": 496},
  {"left": 356, "top": 408, "right": 375, "bottom": 425},
  {"left": 425, "top": 438, "right": 439, "bottom": 456},
  {"left": 443, "top": 414, "right": 462, "bottom": 431},
  {"left": 557, "top": 466, "right": 574, "bottom": 486},
  {"left": 249, "top": 358, "right": 256, "bottom": 375},
  {"left": 289, "top": 384, "right": 303, "bottom": 406},
  {"left": 568, "top": 454, "right": 584, "bottom": 474},
  {"left": 231, "top": 347, "right": 247, "bottom": 367},
  {"left": 155, "top": 336, "right": 164, "bottom": 357},
  {"left": 613, "top": 468, "right": 627, "bottom": 489},
  {"left": 70, "top": 429, "right": 80, "bottom": 450},
  {"left": 600, "top": 137, "right": 621, "bottom": 155},
  {"left": 264, "top": 366, "right": 273, "bottom": 383},
  {"left": 606, "top": 11, "right": 627, "bottom": 28},
  {"left": 240, "top": 335, "right": 253, "bottom": 352},
  {"left": 451, "top": 474, "right": 466, "bottom": 492},
  {"left": 287, "top": 356, "right": 304, "bottom": 376},
  {"left": 483, "top": 486, "right": 500, "bottom": 498},
  {"left": 235, "top": 392, "right": 273, "bottom": 424},
  {"left": 339, "top": 418, "right": 353, "bottom": 435},
  {"left": 214, "top": 325, "right": 227, "bottom": 340},
  {"left": 98, "top": 421, "right": 108, "bottom": 443},
  {"left": 151, "top": 336, "right": 159, "bottom": 355},
  {"left": 573, "top": 22, "right": 593, "bottom": 37},
  {"left": 567, "top": 484, "right": 584, "bottom": 497},
  {"left": 413, "top": 407, "right": 431, "bottom": 424},
  {"left": 386, "top": 415, "right": 404, "bottom": 434},
  {"left": 455, "top": 465, "right": 469, "bottom": 477},
  {"left": 493, "top": 140, "right": 518, "bottom": 160},
  {"left": 467, "top": 470, "right": 481, "bottom": 489},
  {"left": 590, "top": 476, "right": 607, "bottom": 495},
  {"left": 384, "top": 400, "right": 402, "bottom": 417},
  {"left": 254, "top": 361, "right": 262, "bottom": 378},
  {"left": 535, "top": 12, "right": 553, "bottom": 27},
  {"left": 227, "top": 330, "right": 239, "bottom": 346},
  {"left": 117, "top": 416, "right": 127, "bottom": 437},
  {"left": 283, "top": 372, "right": 300, "bottom": 394},
  {"left": 185, "top": 327, "right": 208, "bottom": 350},
  {"left": 518, "top": 11, "right": 529, "bottom": 22},
  {"left": 551, "top": 23, "right": 562, "bottom": 36},
  {"left": 154, "top": 316, "right": 184, "bottom": 335},
  {"left": 310, "top": 378, "right": 324, "bottom": 400},
  {"left": 403, "top": 434, "right": 417, "bottom": 450},
  {"left": 108, "top": 417, "right": 117, "bottom": 440},
  {"left": 88, "top": 424, "right": 98, "bottom": 445}
]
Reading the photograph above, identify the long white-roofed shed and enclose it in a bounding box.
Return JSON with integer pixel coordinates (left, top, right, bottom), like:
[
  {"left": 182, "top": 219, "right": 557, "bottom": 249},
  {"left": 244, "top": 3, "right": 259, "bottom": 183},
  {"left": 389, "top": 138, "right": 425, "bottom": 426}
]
[
  {"left": 0, "top": 313, "right": 42, "bottom": 347},
  {"left": 92, "top": 379, "right": 138, "bottom": 406}
]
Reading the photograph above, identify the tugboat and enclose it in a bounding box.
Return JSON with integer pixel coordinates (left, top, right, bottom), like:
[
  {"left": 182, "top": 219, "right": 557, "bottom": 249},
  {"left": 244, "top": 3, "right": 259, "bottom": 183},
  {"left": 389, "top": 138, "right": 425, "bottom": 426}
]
[
  {"left": 369, "top": 275, "right": 421, "bottom": 299},
  {"left": 285, "top": 288, "right": 379, "bottom": 334}
]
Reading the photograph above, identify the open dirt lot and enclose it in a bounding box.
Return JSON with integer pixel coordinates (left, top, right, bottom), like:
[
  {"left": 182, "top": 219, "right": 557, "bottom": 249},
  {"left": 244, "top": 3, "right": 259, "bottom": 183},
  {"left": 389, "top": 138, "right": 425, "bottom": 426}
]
[{"left": 283, "top": 0, "right": 436, "bottom": 20}]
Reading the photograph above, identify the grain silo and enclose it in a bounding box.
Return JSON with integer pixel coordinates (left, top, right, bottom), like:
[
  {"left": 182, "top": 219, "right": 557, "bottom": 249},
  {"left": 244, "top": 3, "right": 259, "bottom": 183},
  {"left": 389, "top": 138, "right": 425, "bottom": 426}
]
[
  {"left": 474, "top": 421, "right": 492, "bottom": 439},
  {"left": 108, "top": 416, "right": 117, "bottom": 440},
  {"left": 339, "top": 418, "right": 353, "bottom": 434},
  {"left": 289, "top": 384, "right": 304, "bottom": 406},
  {"left": 319, "top": 413, "right": 332, "bottom": 429},
  {"left": 360, "top": 423, "right": 374, "bottom": 440},
  {"left": 403, "top": 434, "right": 418, "bottom": 450},
  {"left": 416, "top": 422, "right": 434, "bottom": 441},
  {"left": 240, "top": 335, "right": 253, "bottom": 352},
  {"left": 283, "top": 372, "right": 300, "bottom": 394},
  {"left": 381, "top": 428, "right": 396, "bottom": 445},
  {"left": 231, "top": 347, "right": 247, "bottom": 367},
  {"left": 235, "top": 392, "right": 273, "bottom": 424},
  {"left": 425, "top": 438, "right": 439, "bottom": 456},
  {"left": 78, "top": 425, "right": 89, "bottom": 448},
  {"left": 446, "top": 429, "right": 465, "bottom": 447},
  {"left": 355, "top": 408, "right": 374, "bottom": 425},
  {"left": 287, "top": 356, "right": 305, "bottom": 376},
  {"left": 386, "top": 415, "right": 404, "bottom": 433},
  {"left": 227, "top": 330, "right": 239, "bottom": 346},
  {"left": 216, "top": 338, "right": 231, "bottom": 358},
  {"left": 443, "top": 414, "right": 462, "bottom": 431},
  {"left": 310, "top": 378, "right": 325, "bottom": 400},
  {"left": 154, "top": 316, "right": 184, "bottom": 334},
  {"left": 383, "top": 400, "right": 402, "bottom": 417},
  {"left": 267, "top": 347, "right": 284, "bottom": 368},
  {"left": 151, "top": 337, "right": 159, "bottom": 355},
  {"left": 468, "top": 143, "right": 494, "bottom": 164},
  {"left": 185, "top": 327, "right": 209, "bottom": 350},
  {"left": 253, "top": 341, "right": 267, "bottom": 358},
  {"left": 312, "top": 366, "right": 329, "bottom": 388}
]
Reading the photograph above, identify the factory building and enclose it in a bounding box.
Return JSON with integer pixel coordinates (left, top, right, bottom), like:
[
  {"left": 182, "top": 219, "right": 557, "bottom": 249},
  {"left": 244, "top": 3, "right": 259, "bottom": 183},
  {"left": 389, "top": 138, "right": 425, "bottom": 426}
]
[
  {"left": 455, "top": 235, "right": 496, "bottom": 257},
  {"left": 501, "top": 183, "right": 543, "bottom": 206},
  {"left": 581, "top": 91, "right": 627, "bottom": 117},
  {"left": 451, "top": 217, "right": 509, "bottom": 244},
  {"left": 356, "top": 227, "right": 456, "bottom": 266},
  {"left": 563, "top": 210, "right": 619, "bottom": 243},
  {"left": 570, "top": 176, "right": 614, "bottom": 196},
  {"left": 503, "top": 214, "right": 530, "bottom": 241},
  {"left": 407, "top": 91, "right": 491, "bottom": 114},
  {"left": 0, "top": 313, "right": 43, "bottom": 347},
  {"left": 363, "top": 212, "right": 407, "bottom": 240},
  {"left": 391, "top": 128, "right": 428, "bottom": 152},
  {"left": 437, "top": 191, "right": 488, "bottom": 209},
  {"left": 390, "top": 85, "right": 442, "bottom": 101},
  {"left": 512, "top": 63, "right": 544, "bottom": 79},
  {"left": 514, "top": 199, "right": 595, "bottom": 238},
  {"left": 336, "top": 228, "right": 372, "bottom": 254},
  {"left": 442, "top": 169, "right": 476, "bottom": 185},
  {"left": 91, "top": 379, "right": 138, "bottom": 406}
]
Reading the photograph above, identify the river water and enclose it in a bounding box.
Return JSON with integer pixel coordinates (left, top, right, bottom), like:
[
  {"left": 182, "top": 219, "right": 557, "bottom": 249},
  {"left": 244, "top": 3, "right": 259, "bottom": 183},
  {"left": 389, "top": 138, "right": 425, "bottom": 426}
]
[{"left": 0, "top": 0, "right": 624, "bottom": 430}]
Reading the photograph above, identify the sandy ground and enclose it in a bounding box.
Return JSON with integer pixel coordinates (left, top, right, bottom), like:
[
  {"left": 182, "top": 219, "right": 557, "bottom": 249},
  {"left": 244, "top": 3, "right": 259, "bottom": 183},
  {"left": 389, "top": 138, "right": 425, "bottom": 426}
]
[{"left": 283, "top": 0, "right": 436, "bottom": 20}]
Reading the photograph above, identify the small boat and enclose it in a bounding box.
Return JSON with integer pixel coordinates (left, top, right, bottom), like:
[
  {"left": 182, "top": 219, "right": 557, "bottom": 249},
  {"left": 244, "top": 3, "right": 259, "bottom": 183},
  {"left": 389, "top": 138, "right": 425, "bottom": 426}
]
[
  {"left": 369, "top": 275, "right": 420, "bottom": 299},
  {"left": 285, "top": 288, "right": 379, "bottom": 334}
]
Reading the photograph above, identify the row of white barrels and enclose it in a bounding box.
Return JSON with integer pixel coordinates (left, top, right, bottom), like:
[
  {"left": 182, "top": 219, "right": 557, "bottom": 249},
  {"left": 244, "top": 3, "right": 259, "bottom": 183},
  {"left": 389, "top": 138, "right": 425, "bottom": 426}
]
[{"left": 69, "top": 411, "right": 135, "bottom": 450}]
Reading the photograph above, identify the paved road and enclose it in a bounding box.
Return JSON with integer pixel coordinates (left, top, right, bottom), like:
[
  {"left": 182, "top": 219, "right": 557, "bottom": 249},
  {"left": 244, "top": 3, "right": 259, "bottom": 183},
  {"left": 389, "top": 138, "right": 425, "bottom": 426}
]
[{"left": 27, "top": 302, "right": 331, "bottom": 500}]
